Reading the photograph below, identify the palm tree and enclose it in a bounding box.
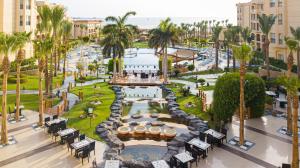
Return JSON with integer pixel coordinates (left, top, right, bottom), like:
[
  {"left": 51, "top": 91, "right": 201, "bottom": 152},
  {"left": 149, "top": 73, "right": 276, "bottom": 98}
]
[
  {"left": 277, "top": 76, "right": 300, "bottom": 168},
  {"left": 60, "top": 20, "right": 73, "bottom": 79},
  {"left": 290, "top": 27, "right": 300, "bottom": 78},
  {"left": 101, "top": 28, "right": 125, "bottom": 83},
  {"left": 258, "top": 14, "right": 277, "bottom": 78},
  {"left": 224, "top": 24, "right": 233, "bottom": 70},
  {"left": 284, "top": 37, "right": 299, "bottom": 135},
  {"left": 33, "top": 38, "right": 53, "bottom": 126},
  {"left": 0, "top": 33, "right": 19, "bottom": 145},
  {"left": 49, "top": 6, "right": 65, "bottom": 94},
  {"left": 105, "top": 11, "right": 137, "bottom": 77},
  {"left": 231, "top": 43, "right": 253, "bottom": 145},
  {"left": 241, "top": 27, "right": 252, "bottom": 44},
  {"left": 211, "top": 24, "right": 223, "bottom": 70},
  {"left": 149, "top": 18, "right": 179, "bottom": 83},
  {"left": 14, "top": 32, "right": 31, "bottom": 121},
  {"left": 231, "top": 26, "right": 242, "bottom": 70},
  {"left": 37, "top": 5, "right": 52, "bottom": 95}
]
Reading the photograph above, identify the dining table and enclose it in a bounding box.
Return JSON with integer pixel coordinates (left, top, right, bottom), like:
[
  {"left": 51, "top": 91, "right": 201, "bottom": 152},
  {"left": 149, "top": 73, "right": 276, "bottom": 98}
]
[
  {"left": 151, "top": 160, "right": 170, "bottom": 168},
  {"left": 104, "top": 160, "right": 120, "bottom": 168},
  {"left": 204, "top": 129, "right": 225, "bottom": 140}
]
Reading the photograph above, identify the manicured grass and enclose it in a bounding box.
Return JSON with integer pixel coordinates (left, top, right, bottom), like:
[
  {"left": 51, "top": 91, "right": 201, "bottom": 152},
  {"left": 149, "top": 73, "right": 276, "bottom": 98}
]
[
  {"left": 63, "top": 82, "right": 115, "bottom": 141},
  {"left": 1, "top": 74, "right": 64, "bottom": 91},
  {"left": 75, "top": 76, "right": 102, "bottom": 83},
  {"left": 177, "top": 69, "right": 224, "bottom": 77},
  {"left": 0, "top": 94, "right": 60, "bottom": 112},
  {"left": 167, "top": 83, "right": 212, "bottom": 127},
  {"left": 132, "top": 41, "right": 149, "bottom": 48}
]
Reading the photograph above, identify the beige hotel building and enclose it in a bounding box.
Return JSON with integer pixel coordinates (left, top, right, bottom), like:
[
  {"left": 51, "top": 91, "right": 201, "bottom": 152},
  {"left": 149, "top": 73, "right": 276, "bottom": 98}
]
[
  {"left": 72, "top": 18, "right": 102, "bottom": 39},
  {"left": 237, "top": 0, "right": 300, "bottom": 62},
  {"left": 0, "top": 0, "right": 37, "bottom": 60}
]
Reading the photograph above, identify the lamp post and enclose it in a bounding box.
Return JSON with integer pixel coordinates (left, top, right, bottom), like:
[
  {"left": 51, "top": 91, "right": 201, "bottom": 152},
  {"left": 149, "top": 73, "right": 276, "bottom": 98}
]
[{"left": 88, "top": 108, "right": 93, "bottom": 128}]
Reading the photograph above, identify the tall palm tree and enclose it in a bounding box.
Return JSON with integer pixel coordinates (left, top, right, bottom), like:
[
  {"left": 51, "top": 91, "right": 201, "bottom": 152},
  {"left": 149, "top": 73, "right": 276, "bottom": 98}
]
[
  {"left": 33, "top": 38, "right": 53, "bottom": 126},
  {"left": 231, "top": 26, "right": 242, "bottom": 70},
  {"left": 49, "top": 6, "right": 65, "bottom": 94},
  {"left": 105, "top": 11, "right": 137, "bottom": 77},
  {"left": 211, "top": 24, "right": 223, "bottom": 70},
  {"left": 224, "top": 24, "right": 233, "bottom": 70},
  {"left": 60, "top": 20, "right": 73, "bottom": 79},
  {"left": 0, "top": 33, "right": 19, "bottom": 145},
  {"left": 241, "top": 27, "right": 252, "bottom": 44},
  {"left": 231, "top": 43, "right": 253, "bottom": 145},
  {"left": 37, "top": 5, "right": 52, "bottom": 95},
  {"left": 258, "top": 14, "right": 277, "bottom": 78},
  {"left": 284, "top": 37, "right": 298, "bottom": 135},
  {"left": 101, "top": 27, "right": 125, "bottom": 83},
  {"left": 277, "top": 76, "right": 300, "bottom": 168},
  {"left": 149, "top": 18, "right": 179, "bottom": 83},
  {"left": 290, "top": 27, "right": 300, "bottom": 78},
  {"left": 14, "top": 32, "right": 31, "bottom": 121}
]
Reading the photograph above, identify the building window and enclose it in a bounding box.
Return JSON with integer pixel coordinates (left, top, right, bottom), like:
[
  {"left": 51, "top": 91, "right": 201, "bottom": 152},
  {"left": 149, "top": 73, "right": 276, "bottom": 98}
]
[
  {"left": 278, "top": 14, "right": 283, "bottom": 25},
  {"left": 19, "top": 15, "right": 23, "bottom": 26},
  {"left": 26, "top": 0, "right": 31, "bottom": 9},
  {"left": 20, "top": 0, "right": 24, "bottom": 9},
  {"left": 271, "top": 33, "right": 276, "bottom": 43},
  {"left": 278, "top": 0, "right": 283, "bottom": 7},
  {"left": 278, "top": 53, "right": 284, "bottom": 61},
  {"left": 270, "top": 0, "right": 276, "bottom": 7},
  {"left": 278, "top": 34, "right": 283, "bottom": 44},
  {"left": 26, "top": 15, "right": 31, "bottom": 25}
]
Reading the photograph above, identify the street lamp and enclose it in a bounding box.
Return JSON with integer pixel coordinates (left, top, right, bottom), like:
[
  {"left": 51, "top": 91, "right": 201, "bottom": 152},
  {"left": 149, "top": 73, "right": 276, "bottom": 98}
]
[{"left": 88, "top": 108, "right": 93, "bottom": 128}]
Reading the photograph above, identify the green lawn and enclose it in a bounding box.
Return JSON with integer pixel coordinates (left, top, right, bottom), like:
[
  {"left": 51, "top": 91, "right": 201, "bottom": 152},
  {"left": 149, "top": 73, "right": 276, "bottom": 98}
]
[
  {"left": 63, "top": 82, "right": 115, "bottom": 141},
  {"left": 1, "top": 74, "right": 64, "bottom": 91},
  {"left": 132, "top": 41, "right": 149, "bottom": 48},
  {"left": 0, "top": 94, "right": 60, "bottom": 112},
  {"left": 167, "top": 83, "right": 213, "bottom": 127}
]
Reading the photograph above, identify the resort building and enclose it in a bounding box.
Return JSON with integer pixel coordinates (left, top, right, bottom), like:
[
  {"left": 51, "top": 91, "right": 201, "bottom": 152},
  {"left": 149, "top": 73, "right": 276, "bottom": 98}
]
[
  {"left": 71, "top": 18, "right": 102, "bottom": 39},
  {"left": 124, "top": 48, "right": 159, "bottom": 80},
  {"left": 237, "top": 0, "right": 300, "bottom": 62},
  {"left": 0, "top": 0, "right": 37, "bottom": 60}
]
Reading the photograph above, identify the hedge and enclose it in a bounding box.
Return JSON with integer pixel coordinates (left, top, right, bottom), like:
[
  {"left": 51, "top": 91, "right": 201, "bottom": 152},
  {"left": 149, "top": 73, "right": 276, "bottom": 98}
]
[
  {"left": 212, "top": 73, "right": 265, "bottom": 122},
  {"left": 269, "top": 57, "right": 297, "bottom": 73}
]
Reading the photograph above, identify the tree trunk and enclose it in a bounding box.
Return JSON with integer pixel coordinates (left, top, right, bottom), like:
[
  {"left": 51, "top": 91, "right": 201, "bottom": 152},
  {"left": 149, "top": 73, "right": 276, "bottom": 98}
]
[
  {"left": 57, "top": 44, "right": 61, "bottom": 73},
  {"left": 38, "top": 69, "right": 44, "bottom": 126},
  {"left": 227, "top": 48, "right": 230, "bottom": 70},
  {"left": 292, "top": 95, "right": 299, "bottom": 168},
  {"left": 297, "top": 49, "right": 300, "bottom": 79},
  {"left": 45, "top": 54, "right": 49, "bottom": 95},
  {"left": 1, "top": 56, "right": 9, "bottom": 145},
  {"left": 113, "top": 57, "right": 117, "bottom": 83},
  {"left": 54, "top": 47, "right": 57, "bottom": 77},
  {"left": 63, "top": 52, "right": 67, "bottom": 79},
  {"left": 15, "top": 63, "right": 21, "bottom": 121},
  {"left": 264, "top": 38, "right": 270, "bottom": 78},
  {"left": 215, "top": 42, "right": 219, "bottom": 70},
  {"left": 287, "top": 52, "right": 294, "bottom": 134},
  {"left": 49, "top": 50, "right": 54, "bottom": 97},
  {"left": 163, "top": 47, "right": 168, "bottom": 84},
  {"left": 239, "top": 61, "right": 245, "bottom": 145},
  {"left": 118, "top": 56, "right": 122, "bottom": 77}
]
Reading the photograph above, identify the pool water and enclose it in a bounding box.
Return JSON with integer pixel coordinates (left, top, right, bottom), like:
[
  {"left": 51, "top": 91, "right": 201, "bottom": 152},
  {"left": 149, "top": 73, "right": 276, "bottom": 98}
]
[{"left": 120, "top": 145, "right": 167, "bottom": 161}]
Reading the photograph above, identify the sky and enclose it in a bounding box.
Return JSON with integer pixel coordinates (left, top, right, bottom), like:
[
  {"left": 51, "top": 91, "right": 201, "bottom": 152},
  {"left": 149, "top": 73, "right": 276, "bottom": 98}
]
[{"left": 49, "top": 0, "right": 250, "bottom": 24}]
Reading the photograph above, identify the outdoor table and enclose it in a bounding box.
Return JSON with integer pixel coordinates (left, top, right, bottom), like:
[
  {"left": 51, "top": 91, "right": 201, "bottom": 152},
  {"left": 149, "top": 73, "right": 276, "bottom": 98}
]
[
  {"left": 104, "top": 160, "right": 120, "bottom": 168},
  {"left": 58, "top": 128, "right": 76, "bottom": 137},
  {"left": 174, "top": 152, "right": 194, "bottom": 167},
  {"left": 152, "top": 160, "right": 170, "bottom": 168},
  {"left": 71, "top": 139, "right": 92, "bottom": 150},
  {"left": 46, "top": 118, "right": 66, "bottom": 126},
  {"left": 188, "top": 138, "right": 210, "bottom": 156},
  {"left": 204, "top": 129, "right": 225, "bottom": 140}
]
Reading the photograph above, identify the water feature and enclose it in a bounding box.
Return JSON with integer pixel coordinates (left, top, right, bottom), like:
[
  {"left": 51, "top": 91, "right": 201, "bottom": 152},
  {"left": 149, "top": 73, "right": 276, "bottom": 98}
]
[{"left": 120, "top": 145, "right": 167, "bottom": 161}]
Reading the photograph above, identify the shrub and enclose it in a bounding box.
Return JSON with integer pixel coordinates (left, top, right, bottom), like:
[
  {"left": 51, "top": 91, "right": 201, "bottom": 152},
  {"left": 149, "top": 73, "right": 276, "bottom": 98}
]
[
  {"left": 187, "top": 64, "right": 195, "bottom": 71},
  {"left": 212, "top": 73, "right": 265, "bottom": 122},
  {"left": 197, "top": 78, "right": 206, "bottom": 86},
  {"left": 269, "top": 57, "right": 297, "bottom": 73}
]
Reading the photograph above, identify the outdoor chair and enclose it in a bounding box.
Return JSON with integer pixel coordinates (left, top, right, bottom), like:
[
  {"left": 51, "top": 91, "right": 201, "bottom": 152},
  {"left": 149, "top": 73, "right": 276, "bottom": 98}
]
[
  {"left": 58, "top": 121, "right": 66, "bottom": 130},
  {"left": 67, "top": 136, "right": 75, "bottom": 154},
  {"left": 52, "top": 115, "right": 58, "bottom": 120},
  {"left": 89, "top": 141, "right": 96, "bottom": 155},
  {"left": 79, "top": 134, "right": 86, "bottom": 141},
  {"left": 78, "top": 147, "right": 90, "bottom": 165},
  {"left": 52, "top": 125, "right": 60, "bottom": 142},
  {"left": 282, "top": 163, "right": 291, "bottom": 168},
  {"left": 184, "top": 142, "right": 192, "bottom": 153},
  {"left": 74, "top": 130, "right": 80, "bottom": 140},
  {"left": 199, "top": 132, "right": 206, "bottom": 141},
  {"left": 44, "top": 117, "right": 51, "bottom": 130},
  {"left": 169, "top": 156, "right": 179, "bottom": 168},
  {"left": 194, "top": 147, "right": 206, "bottom": 159},
  {"left": 221, "top": 128, "right": 227, "bottom": 143},
  {"left": 190, "top": 148, "right": 199, "bottom": 166},
  {"left": 207, "top": 134, "right": 215, "bottom": 150}
]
